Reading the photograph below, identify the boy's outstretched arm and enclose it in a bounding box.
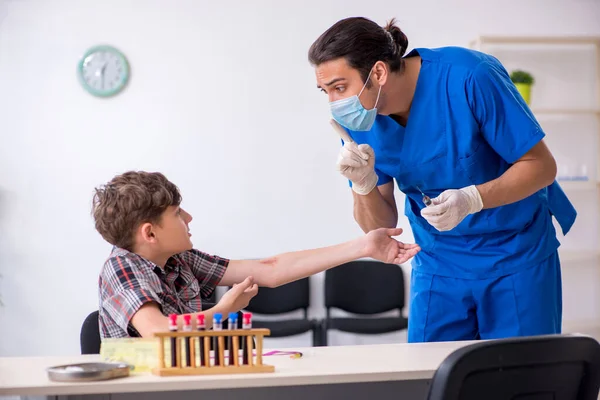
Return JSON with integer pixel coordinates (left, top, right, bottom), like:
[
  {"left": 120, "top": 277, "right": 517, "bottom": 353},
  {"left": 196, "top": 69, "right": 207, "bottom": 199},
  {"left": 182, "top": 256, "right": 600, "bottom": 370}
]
[{"left": 219, "top": 227, "right": 420, "bottom": 288}]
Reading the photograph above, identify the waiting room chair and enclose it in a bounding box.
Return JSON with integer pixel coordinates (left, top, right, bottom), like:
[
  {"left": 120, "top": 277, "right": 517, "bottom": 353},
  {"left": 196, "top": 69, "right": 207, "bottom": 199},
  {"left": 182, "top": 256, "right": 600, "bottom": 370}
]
[
  {"left": 322, "top": 260, "right": 408, "bottom": 346},
  {"left": 234, "top": 278, "right": 322, "bottom": 346},
  {"left": 427, "top": 334, "right": 600, "bottom": 400},
  {"left": 80, "top": 310, "right": 102, "bottom": 354}
]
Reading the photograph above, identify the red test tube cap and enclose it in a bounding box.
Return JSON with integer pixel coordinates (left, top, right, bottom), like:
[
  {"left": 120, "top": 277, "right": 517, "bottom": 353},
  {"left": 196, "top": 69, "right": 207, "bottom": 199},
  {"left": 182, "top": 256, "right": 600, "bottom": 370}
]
[
  {"left": 183, "top": 314, "right": 192, "bottom": 325},
  {"left": 168, "top": 314, "right": 178, "bottom": 330},
  {"left": 243, "top": 312, "right": 252, "bottom": 323},
  {"left": 197, "top": 314, "right": 205, "bottom": 324}
]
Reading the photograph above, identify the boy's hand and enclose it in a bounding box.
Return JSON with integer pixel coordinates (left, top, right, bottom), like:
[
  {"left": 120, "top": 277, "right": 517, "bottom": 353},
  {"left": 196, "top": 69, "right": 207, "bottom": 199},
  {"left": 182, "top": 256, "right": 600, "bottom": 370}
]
[
  {"left": 218, "top": 276, "right": 259, "bottom": 313},
  {"left": 363, "top": 228, "right": 421, "bottom": 264}
]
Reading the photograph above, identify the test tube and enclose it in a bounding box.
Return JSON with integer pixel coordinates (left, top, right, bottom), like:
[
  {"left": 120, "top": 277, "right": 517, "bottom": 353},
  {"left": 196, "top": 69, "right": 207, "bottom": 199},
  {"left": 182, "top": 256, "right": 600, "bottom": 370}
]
[
  {"left": 241, "top": 312, "right": 252, "bottom": 365},
  {"left": 228, "top": 312, "right": 238, "bottom": 366},
  {"left": 213, "top": 313, "right": 223, "bottom": 366},
  {"left": 183, "top": 314, "right": 192, "bottom": 367},
  {"left": 168, "top": 314, "right": 178, "bottom": 368},
  {"left": 197, "top": 314, "right": 206, "bottom": 366}
]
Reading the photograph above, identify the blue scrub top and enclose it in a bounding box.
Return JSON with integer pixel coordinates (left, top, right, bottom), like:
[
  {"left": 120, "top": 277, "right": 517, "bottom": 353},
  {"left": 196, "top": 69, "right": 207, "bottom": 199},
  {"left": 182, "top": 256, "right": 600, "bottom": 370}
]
[{"left": 345, "top": 47, "right": 577, "bottom": 279}]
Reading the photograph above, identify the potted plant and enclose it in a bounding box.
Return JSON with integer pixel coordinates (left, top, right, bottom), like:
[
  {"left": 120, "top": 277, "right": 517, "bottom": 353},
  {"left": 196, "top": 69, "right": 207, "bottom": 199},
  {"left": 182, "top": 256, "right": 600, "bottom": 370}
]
[{"left": 510, "top": 70, "right": 535, "bottom": 105}]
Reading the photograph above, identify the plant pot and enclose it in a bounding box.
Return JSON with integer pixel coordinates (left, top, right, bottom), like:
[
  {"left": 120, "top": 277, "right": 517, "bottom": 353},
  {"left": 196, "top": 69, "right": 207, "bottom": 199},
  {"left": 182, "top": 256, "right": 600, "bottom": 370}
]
[{"left": 515, "top": 83, "right": 532, "bottom": 105}]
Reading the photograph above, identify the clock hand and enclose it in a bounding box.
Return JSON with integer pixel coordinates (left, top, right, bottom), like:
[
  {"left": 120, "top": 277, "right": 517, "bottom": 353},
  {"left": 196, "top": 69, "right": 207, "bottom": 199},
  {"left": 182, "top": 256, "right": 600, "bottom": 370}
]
[{"left": 100, "top": 62, "right": 108, "bottom": 90}]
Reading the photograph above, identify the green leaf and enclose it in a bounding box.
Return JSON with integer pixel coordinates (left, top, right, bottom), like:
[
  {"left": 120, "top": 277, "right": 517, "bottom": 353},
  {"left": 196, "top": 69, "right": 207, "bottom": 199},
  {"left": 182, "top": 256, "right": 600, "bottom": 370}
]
[{"left": 510, "top": 69, "right": 535, "bottom": 84}]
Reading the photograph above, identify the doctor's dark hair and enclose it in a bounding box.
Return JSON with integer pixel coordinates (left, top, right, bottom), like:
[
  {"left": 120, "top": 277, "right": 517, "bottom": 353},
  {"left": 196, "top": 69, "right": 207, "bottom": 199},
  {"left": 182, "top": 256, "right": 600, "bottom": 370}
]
[{"left": 308, "top": 17, "right": 409, "bottom": 85}]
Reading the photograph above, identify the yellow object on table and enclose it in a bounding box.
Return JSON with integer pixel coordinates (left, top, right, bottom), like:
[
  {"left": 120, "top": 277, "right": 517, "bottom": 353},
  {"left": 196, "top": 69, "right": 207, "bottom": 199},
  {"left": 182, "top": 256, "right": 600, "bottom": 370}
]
[{"left": 100, "top": 338, "right": 161, "bottom": 373}]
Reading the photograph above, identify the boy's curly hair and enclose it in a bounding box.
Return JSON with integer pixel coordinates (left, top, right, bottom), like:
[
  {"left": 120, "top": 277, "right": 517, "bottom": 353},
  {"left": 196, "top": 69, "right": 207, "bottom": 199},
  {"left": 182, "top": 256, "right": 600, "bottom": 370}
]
[{"left": 92, "top": 171, "right": 182, "bottom": 251}]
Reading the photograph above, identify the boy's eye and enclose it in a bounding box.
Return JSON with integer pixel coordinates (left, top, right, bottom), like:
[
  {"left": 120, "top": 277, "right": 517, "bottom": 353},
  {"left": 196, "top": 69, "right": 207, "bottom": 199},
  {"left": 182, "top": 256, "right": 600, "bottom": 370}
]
[{"left": 335, "top": 86, "right": 345, "bottom": 92}]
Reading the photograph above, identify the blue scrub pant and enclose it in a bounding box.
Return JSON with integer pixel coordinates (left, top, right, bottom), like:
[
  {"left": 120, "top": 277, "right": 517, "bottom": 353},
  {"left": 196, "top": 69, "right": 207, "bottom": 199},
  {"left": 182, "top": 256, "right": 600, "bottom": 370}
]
[{"left": 407, "top": 251, "right": 562, "bottom": 342}]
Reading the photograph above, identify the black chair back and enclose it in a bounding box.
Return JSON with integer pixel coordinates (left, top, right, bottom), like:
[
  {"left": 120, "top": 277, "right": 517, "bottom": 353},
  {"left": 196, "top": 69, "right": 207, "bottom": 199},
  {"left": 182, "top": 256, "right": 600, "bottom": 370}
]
[
  {"left": 245, "top": 278, "right": 310, "bottom": 315},
  {"left": 325, "top": 260, "right": 405, "bottom": 314},
  {"left": 226, "top": 278, "right": 321, "bottom": 345},
  {"left": 427, "top": 334, "right": 600, "bottom": 400},
  {"left": 80, "top": 310, "right": 101, "bottom": 354}
]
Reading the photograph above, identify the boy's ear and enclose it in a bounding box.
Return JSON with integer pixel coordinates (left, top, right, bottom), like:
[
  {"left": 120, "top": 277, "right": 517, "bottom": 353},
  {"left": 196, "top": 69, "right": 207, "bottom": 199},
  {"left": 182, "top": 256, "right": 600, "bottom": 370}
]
[{"left": 140, "top": 222, "right": 157, "bottom": 243}]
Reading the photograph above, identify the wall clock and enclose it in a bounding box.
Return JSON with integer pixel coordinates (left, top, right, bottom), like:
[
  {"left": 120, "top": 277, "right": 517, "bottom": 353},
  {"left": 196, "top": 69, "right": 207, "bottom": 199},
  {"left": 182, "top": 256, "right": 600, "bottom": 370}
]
[{"left": 77, "top": 45, "right": 130, "bottom": 97}]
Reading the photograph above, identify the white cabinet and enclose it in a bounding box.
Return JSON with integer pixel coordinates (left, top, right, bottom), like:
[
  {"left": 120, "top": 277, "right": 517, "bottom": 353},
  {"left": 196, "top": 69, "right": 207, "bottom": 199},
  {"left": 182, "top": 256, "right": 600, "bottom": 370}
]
[{"left": 471, "top": 36, "right": 600, "bottom": 337}]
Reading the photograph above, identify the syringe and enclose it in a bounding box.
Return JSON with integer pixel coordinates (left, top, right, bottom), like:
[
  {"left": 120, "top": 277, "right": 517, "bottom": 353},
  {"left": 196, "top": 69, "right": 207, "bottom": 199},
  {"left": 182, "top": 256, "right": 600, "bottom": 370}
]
[{"left": 416, "top": 186, "right": 432, "bottom": 207}]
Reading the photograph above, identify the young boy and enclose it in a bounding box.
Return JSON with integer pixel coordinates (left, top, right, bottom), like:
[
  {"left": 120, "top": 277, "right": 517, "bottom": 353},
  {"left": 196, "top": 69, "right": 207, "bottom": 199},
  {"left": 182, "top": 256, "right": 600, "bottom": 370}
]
[{"left": 93, "top": 171, "right": 420, "bottom": 338}]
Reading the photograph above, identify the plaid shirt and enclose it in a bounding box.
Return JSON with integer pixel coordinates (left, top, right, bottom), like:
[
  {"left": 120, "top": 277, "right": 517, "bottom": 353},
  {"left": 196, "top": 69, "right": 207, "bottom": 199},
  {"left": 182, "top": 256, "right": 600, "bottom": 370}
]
[{"left": 98, "top": 247, "right": 229, "bottom": 338}]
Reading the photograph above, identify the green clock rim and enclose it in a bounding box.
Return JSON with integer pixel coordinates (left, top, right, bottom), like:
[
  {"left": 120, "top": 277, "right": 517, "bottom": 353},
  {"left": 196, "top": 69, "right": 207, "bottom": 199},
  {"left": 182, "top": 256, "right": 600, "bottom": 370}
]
[{"left": 77, "top": 45, "right": 130, "bottom": 97}]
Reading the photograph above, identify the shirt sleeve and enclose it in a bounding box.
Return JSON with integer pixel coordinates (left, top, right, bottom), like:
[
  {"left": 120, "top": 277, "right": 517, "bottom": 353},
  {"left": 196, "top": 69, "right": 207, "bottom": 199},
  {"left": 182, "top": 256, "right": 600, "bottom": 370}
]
[
  {"left": 100, "top": 255, "right": 163, "bottom": 334},
  {"left": 180, "top": 250, "right": 229, "bottom": 298},
  {"left": 466, "top": 59, "right": 545, "bottom": 164},
  {"left": 374, "top": 168, "right": 393, "bottom": 186}
]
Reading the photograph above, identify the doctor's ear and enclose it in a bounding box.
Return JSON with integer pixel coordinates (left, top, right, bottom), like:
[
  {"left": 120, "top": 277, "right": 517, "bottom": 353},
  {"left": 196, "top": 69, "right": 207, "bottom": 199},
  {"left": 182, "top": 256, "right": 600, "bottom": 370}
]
[{"left": 373, "top": 61, "right": 389, "bottom": 86}]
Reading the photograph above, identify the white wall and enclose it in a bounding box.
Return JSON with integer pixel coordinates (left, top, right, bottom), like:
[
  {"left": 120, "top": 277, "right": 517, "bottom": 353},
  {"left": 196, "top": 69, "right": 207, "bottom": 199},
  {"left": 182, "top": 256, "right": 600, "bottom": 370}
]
[{"left": 0, "top": 0, "right": 599, "bottom": 356}]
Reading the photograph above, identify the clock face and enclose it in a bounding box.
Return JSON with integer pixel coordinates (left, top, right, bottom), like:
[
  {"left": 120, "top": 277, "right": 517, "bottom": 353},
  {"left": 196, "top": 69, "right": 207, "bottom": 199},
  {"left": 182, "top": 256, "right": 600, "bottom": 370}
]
[{"left": 78, "top": 45, "right": 129, "bottom": 97}]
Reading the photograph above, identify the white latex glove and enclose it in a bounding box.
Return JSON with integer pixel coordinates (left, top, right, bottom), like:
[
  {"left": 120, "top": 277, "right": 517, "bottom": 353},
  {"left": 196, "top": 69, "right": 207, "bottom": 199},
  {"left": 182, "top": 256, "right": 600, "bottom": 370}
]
[
  {"left": 336, "top": 142, "right": 378, "bottom": 195},
  {"left": 420, "top": 185, "right": 484, "bottom": 231}
]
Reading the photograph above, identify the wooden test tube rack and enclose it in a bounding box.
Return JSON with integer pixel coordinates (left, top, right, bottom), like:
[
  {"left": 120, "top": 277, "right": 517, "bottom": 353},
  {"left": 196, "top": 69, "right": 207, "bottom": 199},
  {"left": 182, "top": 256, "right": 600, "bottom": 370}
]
[{"left": 152, "top": 328, "right": 274, "bottom": 376}]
